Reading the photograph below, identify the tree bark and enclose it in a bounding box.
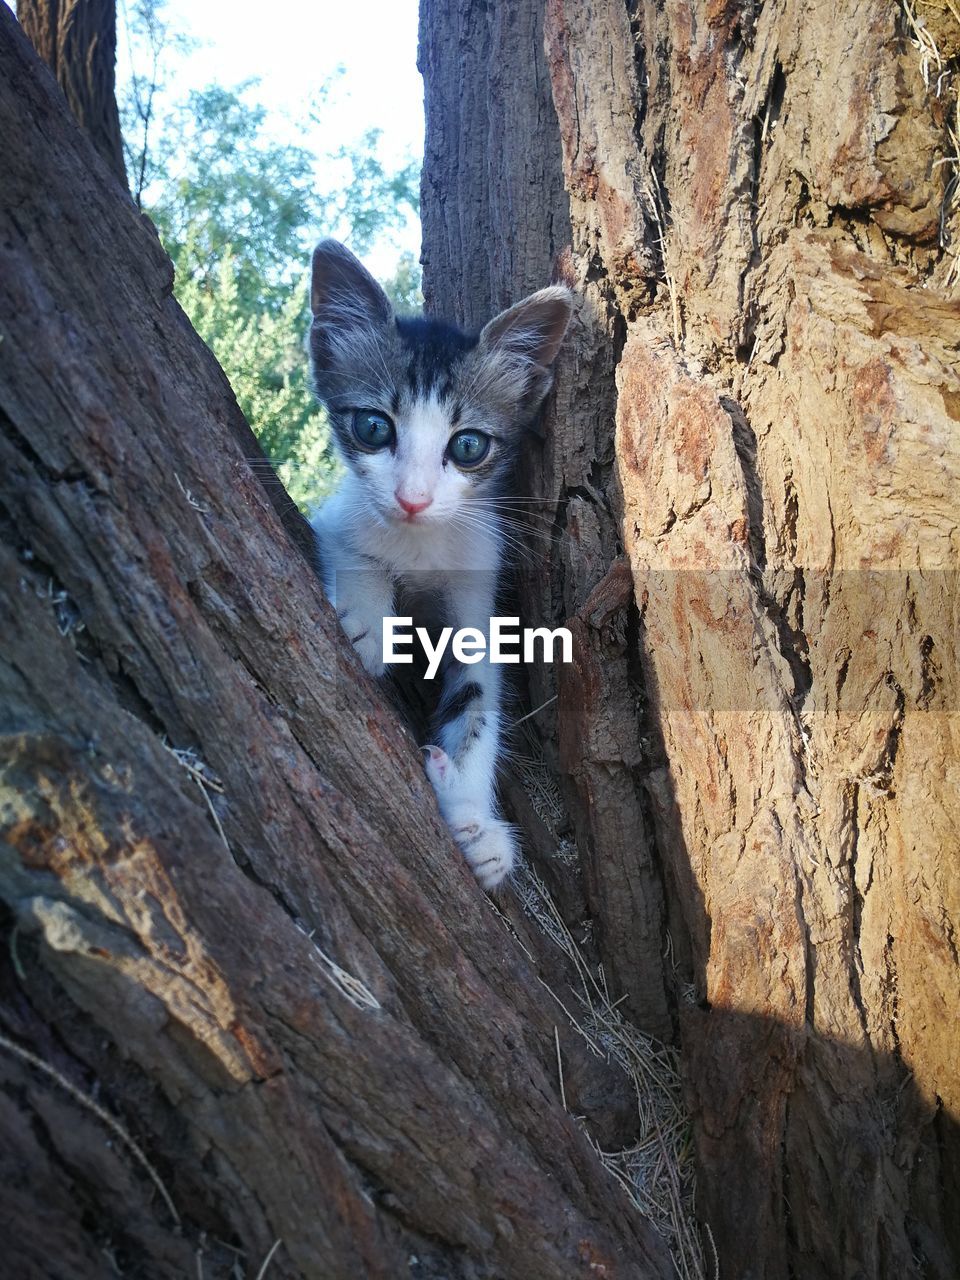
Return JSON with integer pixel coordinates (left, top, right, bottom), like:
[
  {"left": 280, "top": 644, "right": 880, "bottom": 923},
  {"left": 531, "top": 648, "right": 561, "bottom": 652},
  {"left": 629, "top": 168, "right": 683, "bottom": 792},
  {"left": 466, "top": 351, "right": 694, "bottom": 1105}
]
[
  {"left": 18, "top": 0, "right": 127, "bottom": 186},
  {"left": 0, "top": 11, "right": 676, "bottom": 1279},
  {"left": 420, "top": 2, "right": 960, "bottom": 1279}
]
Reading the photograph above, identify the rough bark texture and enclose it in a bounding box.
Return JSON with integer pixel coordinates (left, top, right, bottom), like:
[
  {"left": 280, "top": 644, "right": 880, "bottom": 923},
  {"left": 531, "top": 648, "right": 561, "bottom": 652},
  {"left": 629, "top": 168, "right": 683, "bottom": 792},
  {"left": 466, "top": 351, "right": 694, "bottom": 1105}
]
[
  {"left": 18, "top": 0, "right": 127, "bottom": 185},
  {"left": 420, "top": 2, "right": 960, "bottom": 1278},
  {"left": 0, "top": 11, "right": 676, "bottom": 1279}
]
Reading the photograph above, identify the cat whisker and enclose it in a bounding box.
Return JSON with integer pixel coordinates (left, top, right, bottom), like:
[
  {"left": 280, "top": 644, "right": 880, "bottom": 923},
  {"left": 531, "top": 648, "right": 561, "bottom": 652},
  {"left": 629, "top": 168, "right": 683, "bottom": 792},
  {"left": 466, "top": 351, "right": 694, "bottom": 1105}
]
[
  {"left": 457, "top": 505, "right": 558, "bottom": 532},
  {"left": 456, "top": 503, "right": 557, "bottom": 539},
  {"left": 449, "top": 512, "right": 547, "bottom": 564},
  {"left": 459, "top": 497, "right": 568, "bottom": 515},
  {"left": 484, "top": 514, "right": 557, "bottom": 544}
]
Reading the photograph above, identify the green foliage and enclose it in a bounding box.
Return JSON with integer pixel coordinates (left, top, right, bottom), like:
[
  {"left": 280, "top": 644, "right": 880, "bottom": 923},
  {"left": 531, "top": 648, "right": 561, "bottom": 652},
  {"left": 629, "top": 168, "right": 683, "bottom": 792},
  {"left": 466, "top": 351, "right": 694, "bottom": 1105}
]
[
  {"left": 325, "top": 124, "right": 420, "bottom": 264},
  {"left": 121, "top": 0, "right": 196, "bottom": 208},
  {"left": 179, "top": 252, "right": 337, "bottom": 509},
  {"left": 138, "top": 83, "right": 338, "bottom": 510},
  {"left": 385, "top": 249, "right": 425, "bottom": 313},
  {"left": 119, "top": 7, "right": 421, "bottom": 513},
  {"left": 153, "top": 86, "right": 317, "bottom": 308}
]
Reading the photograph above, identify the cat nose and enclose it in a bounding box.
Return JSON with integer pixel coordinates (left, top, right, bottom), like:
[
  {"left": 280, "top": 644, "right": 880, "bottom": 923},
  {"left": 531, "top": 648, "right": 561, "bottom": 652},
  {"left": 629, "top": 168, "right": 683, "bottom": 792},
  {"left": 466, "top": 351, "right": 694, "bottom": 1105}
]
[{"left": 395, "top": 491, "right": 433, "bottom": 516}]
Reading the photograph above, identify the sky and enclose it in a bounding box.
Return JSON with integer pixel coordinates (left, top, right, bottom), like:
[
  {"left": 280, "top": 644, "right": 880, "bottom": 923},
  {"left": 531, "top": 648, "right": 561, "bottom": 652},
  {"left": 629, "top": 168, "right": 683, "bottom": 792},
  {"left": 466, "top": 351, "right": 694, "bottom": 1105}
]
[{"left": 115, "top": 0, "right": 425, "bottom": 275}]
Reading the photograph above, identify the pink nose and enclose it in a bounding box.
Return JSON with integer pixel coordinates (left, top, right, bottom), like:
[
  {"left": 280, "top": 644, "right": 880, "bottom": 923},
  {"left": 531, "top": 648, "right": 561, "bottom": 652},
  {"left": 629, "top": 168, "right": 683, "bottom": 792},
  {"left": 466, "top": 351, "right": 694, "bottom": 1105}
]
[{"left": 396, "top": 492, "right": 432, "bottom": 516}]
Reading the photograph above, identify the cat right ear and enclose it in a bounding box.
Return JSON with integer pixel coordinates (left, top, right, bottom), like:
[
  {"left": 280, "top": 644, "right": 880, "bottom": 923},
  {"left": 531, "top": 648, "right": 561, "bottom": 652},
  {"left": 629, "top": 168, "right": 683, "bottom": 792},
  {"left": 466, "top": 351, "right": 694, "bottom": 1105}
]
[
  {"left": 310, "top": 239, "right": 393, "bottom": 330},
  {"left": 476, "top": 286, "right": 574, "bottom": 425},
  {"left": 478, "top": 285, "right": 573, "bottom": 370}
]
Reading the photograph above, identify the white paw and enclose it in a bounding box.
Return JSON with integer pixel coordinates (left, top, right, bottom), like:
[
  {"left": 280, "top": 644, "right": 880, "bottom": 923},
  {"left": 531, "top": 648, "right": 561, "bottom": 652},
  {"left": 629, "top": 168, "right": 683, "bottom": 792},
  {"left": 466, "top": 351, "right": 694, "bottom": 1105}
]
[
  {"left": 422, "top": 743, "right": 453, "bottom": 791},
  {"left": 422, "top": 746, "right": 516, "bottom": 891},
  {"left": 338, "top": 609, "right": 385, "bottom": 677},
  {"left": 449, "top": 811, "right": 517, "bottom": 891}
]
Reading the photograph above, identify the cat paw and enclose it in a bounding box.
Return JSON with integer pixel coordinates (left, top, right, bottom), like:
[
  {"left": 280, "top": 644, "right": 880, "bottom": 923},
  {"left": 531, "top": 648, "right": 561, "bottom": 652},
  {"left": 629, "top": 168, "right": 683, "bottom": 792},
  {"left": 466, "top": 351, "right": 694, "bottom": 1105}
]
[
  {"left": 422, "top": 747, "right": 515, "bottom": 891},
  {"left": 339, "top": 610, "right": 385, "bottom": 677},
  {"left": 422, "top": 743, "right": 451, "bottom": 789},
  {"left": 449, "top": 811, "right": 516, "bottom": 891}
]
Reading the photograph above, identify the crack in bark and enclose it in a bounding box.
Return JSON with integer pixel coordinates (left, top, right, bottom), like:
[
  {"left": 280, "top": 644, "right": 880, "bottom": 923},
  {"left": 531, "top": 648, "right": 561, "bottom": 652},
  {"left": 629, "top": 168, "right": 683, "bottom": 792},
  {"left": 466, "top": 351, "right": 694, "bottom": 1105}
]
[
  {"left": 724, "top": 397, "right": 814, "bottom": 728},
  {"left": 0, "top": 406, "right": 96, "bottom": 491},
  {"left": 846, "top": 781, "right": 872, "bottom": 1038}
]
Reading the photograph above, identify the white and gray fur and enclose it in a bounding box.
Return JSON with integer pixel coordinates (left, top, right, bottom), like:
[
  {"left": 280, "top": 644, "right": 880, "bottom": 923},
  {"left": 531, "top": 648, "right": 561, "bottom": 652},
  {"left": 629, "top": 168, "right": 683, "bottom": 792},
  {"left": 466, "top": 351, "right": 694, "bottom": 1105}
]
[{"left": 308, "top": 239, "right": 572, "bottom": 890}]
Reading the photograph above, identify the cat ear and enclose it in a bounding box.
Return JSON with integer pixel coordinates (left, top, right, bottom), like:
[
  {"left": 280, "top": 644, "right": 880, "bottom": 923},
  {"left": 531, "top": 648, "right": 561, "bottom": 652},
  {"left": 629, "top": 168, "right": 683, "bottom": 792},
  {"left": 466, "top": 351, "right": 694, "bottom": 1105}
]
[
  {"left": 476, "top": 286, "right": 573, "bottom": 425},
  {"left": 478, "top": 286, "right": 573, "bottom": 369},
  {"left": 310, "top": 239, "right": 393, "bottom": 330}
]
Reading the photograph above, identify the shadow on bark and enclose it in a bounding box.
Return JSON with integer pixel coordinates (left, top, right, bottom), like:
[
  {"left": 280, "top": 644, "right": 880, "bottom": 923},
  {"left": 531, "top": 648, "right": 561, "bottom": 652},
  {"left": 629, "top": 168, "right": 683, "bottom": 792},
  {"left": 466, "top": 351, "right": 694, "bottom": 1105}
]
[
  {"left": 2, "top": 888, "right": 956, "bottom": 1280},
  {"left": 626, "top": 648, "right": 960, "bottom": 1280}
]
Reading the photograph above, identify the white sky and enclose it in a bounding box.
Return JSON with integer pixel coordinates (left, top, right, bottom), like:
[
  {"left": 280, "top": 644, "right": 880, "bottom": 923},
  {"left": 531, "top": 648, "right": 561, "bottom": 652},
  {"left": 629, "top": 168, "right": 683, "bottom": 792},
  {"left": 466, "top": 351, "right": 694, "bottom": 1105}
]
[{"left": 116, "top": 0, "right": 425, "bottom": 274}]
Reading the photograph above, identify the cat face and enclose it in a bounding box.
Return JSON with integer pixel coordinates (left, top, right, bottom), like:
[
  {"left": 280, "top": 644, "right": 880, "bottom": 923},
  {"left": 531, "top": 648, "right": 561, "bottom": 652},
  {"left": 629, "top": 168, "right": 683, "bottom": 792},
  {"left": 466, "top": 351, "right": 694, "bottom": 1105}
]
[{"left": 309, "top": 240, "right": 572, "bottom": 528}]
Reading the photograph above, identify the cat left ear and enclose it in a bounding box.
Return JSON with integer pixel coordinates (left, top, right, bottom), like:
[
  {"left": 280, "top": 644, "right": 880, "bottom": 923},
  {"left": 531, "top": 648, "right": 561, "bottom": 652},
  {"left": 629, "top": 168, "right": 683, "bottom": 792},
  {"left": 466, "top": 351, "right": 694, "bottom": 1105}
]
[
  {"left": 478, "top": 285, "right": 574, "bottom": 369},
  {"left": 310, "top": 239, "right": 393, "bottom": 330}
]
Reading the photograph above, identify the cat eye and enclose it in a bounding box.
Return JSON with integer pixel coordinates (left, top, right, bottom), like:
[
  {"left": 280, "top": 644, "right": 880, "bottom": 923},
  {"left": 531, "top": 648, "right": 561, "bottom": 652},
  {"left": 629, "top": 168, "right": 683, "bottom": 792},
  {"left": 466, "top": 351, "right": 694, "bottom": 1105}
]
[
  {"left": 447, "top": 429, "right": 490, "bottom": 468},
  {"left": 352, "top": 409, "right": 395, "bottom": 451}
]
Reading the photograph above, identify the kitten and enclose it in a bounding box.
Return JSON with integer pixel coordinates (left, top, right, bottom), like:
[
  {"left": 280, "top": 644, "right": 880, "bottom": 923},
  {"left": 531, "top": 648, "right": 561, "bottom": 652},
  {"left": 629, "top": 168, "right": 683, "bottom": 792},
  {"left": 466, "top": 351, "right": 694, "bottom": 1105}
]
[{"left": 308, "top": 240, "right": 572, "bottom": 890}]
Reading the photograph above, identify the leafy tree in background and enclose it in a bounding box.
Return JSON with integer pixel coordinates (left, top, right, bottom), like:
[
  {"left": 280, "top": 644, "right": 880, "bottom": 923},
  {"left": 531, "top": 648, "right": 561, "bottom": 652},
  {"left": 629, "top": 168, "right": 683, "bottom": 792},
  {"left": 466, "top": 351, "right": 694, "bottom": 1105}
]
[{"left": 119, "top": 1, "right": 422, "bottom": 510}]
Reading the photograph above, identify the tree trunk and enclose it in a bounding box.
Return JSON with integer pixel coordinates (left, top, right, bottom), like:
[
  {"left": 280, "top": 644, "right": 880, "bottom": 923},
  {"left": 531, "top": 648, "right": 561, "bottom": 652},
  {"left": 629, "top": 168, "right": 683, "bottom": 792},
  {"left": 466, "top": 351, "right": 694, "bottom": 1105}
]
[
  {"left": 0, "top": 11, "right": 679, "bottom": 1279},
  {"left": 18, "top": 0, "right": 127, "bottom": 185},
  {"left": 420, "top": 2, "right": 960, "bottom": 1279}
]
